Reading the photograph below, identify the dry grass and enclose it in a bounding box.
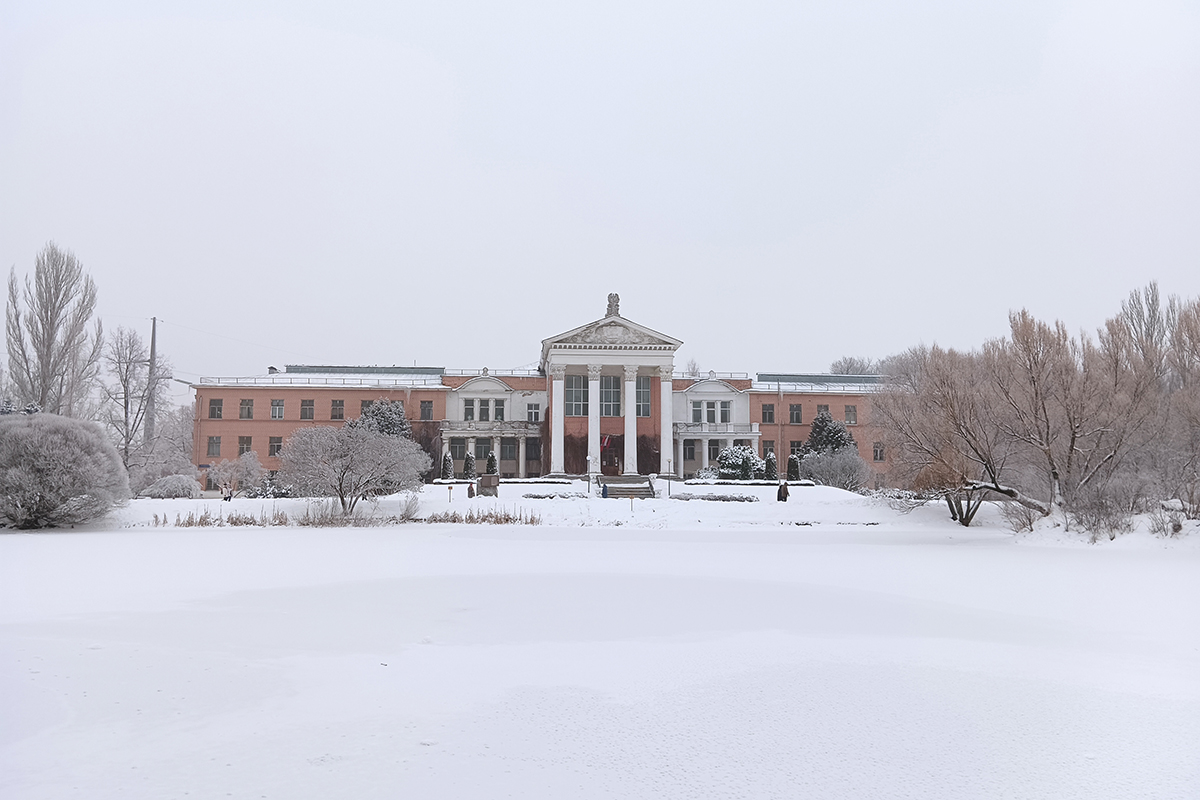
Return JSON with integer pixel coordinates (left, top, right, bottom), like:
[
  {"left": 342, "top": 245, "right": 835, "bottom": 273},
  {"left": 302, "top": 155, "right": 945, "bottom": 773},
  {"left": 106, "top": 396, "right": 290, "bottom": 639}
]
[{"left": 425, "top": 507, "right": 542, "bottom": 525}]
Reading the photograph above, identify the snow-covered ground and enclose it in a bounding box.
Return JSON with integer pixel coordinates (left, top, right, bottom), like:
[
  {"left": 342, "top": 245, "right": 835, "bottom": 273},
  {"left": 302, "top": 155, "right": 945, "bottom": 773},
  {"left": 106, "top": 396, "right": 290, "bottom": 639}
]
[{"left": 2, "top": 484, "right": 1198, "bottom": 799}]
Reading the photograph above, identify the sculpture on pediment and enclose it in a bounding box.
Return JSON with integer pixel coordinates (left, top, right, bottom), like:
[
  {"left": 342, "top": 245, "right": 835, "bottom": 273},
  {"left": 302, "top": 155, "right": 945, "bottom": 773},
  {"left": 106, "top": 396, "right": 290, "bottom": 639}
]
[{"left": 606, "top": 293, "right": 620, "bottom": 317}]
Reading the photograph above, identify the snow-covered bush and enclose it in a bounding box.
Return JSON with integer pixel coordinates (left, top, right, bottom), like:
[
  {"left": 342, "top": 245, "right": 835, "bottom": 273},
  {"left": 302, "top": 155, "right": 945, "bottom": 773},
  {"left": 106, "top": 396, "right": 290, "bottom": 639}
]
[
  {"left": 693, "top": 466, "right": 718, "bottom": 480},
  {"left": 800, "top": 448, "right": 869, "bottom": 491},
  {"left": 671, "top": 492, "right": 759, "bottom": 502},
  {"left": 440, "top": 453, "right": 454, "bottom": 480},
  {"left": 141, "top": 474, "right": 201, "bottom": 499},
  {"left": 347, "top": 398, "right": 412, "bottom": 438},
  {"left": 243, "top": 475, "right": 294, "bottom": 498},
  {"left": 0, "top": 413, "right": 129, "bottom": 528},
  {"left": 485, "top": 450, "right": 498, "bottom": 475},
  {"left": 716, "top": 445, "right": 764, "bottom": 480},
  {"left": 787, "top": 453, "right": 801, "bottom": 481},
  {"left": 463, "top": 451, "right": 477, "bottom": 480},
  {"left": 763, "top": 451, "right": 778, "bottom": 481}
]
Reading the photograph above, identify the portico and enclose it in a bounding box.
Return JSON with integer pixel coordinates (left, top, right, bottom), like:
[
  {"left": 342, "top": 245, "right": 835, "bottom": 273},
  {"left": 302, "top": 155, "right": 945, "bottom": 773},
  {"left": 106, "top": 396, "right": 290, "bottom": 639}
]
[{"left": 542, "top": 294, "right": 681, "bottom": 477}]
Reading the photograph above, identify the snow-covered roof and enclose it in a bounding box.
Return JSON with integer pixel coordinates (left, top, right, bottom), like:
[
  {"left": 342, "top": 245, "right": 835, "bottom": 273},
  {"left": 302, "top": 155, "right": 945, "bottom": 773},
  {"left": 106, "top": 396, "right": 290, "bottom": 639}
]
[{"left": 752, "top": 373, "right": 883, "bottom": 394}]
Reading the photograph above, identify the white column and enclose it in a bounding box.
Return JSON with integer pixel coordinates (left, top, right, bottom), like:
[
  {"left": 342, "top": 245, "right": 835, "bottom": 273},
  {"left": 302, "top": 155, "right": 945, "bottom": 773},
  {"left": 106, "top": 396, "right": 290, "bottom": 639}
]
[
  {"left": 587, "top": 364, "right": 602, "bottom": 477},
  {"left": 675, "top": 437, "right": 683, "bottom": 478},
  {"left": 659, "top": 365, "right": 673, "bottom": 475},
  {"left": 701, "top": 438, "right": 710, "bottom": 470},
  {"left": 623, "top": 366, "right": 638, "bottom": 475},
  {"left": 518, "top": 435, "right": 527, "bottom": 479},
  {"left": 550, "top": 365, "right": 565, "bottom": 474}
]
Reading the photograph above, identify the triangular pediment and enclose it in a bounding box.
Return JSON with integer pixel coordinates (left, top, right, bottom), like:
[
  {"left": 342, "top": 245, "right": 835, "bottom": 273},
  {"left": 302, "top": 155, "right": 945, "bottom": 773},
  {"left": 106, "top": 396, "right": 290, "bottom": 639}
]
[{"left": 542, "top": 315, "right": 683, "bottom": 352}]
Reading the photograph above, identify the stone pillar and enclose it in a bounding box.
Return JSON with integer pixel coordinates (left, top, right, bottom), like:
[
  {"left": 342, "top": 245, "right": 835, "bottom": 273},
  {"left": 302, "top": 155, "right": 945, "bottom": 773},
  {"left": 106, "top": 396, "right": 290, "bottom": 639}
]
[
  {"left": 675, "top": 437, "right": 684, "bottom": 478},
  {"left": 550, "top": 365, "right": 566, "bottom": 474},
  {"left": 701, "top": 438, "right": 710, "bottom": 470},
  {"left": 659, "top": 365, "right": 673, "bottom": 475},
  {"left": 623, "top": 366, "right": 638, "bottom": 475},
  {"left": 518, "top": 435, "right": 527, "bottom": 479},
  {"left": 467, "top": 437, "right": 476, "bottom": 473},
  {"left": 587, "top": 364, "right": 602, "bottom": 477}
]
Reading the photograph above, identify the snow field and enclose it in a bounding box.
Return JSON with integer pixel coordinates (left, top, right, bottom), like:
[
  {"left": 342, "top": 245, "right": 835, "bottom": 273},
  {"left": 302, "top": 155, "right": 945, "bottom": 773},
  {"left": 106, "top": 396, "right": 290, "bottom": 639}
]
[{"left": 1, "top": 485, "right": 1198, "bottom": 798}]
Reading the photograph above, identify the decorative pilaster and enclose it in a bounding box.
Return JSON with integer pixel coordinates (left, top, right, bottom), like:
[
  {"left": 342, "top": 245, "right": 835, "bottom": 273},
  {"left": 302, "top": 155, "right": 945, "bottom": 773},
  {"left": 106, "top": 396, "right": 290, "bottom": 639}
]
[
  {"left": 550, "top": 364, "right": 566, "bottom": 474},
  {"left": 587, "top": 364, "right": 602, "bottom": 477},
  {"left": 518, "top": 435, "right": 527, "bottom": 479},
  {"left": 659, "top": 364, "right": 674, "bottom": 475},
  {"left": 623, "top": 365, "right": 638, "bottom": 475}
]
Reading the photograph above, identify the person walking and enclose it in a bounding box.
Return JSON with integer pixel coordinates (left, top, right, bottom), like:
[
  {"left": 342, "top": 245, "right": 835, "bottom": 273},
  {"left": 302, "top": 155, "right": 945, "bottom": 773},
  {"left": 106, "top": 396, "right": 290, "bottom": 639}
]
[{"left": 777, "top": 480, "right": 789, "bottom": 502}]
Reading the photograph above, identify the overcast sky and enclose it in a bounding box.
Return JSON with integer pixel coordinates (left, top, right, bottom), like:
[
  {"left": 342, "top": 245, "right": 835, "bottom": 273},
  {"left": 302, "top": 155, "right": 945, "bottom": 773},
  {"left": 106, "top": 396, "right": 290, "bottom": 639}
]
[{"left": 3, "top": 1, "right": 1198, "bottom": 402}]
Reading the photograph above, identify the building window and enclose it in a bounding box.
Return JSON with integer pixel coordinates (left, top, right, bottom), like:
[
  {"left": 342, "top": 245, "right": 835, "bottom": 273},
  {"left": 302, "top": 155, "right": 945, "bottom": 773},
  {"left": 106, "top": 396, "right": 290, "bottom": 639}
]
[
  {"left": 762, "top": 404, "right": 775, "bottom": 424},
  {"left": 845, "top": 405, "right": 858, "bottom": 425},
  {"left": 361, "top": 400, "right": 374, "bottom": 415},
  {"left": 692, "top": 401, "right": 702, "bottom": 423},
  {"left": 683, "top": 440, "right": 696, "bottom": 461},
  {"left": 478, "top": 399, "right": 490, "bottom": 422},
  {"left": 238, "top": 436, "right": 252, "bottom": 456},
  {"left": 790, "top": 440, "right": 804, "bottom": 456},
  {"left": 475, "top": 438, "right": 492, "bottom": 460},
  {"left": 420, "top": 400, "right": 433, "bottom": 420},
  {"left": 636, "top": 376, "right": 651, "bottom": 417},
  {"left": 763, "top": 440, "right": 775, "bottom": 456},
  {"left": 269, "top": 436, "right": 283, "bottom": 457},
  {"left": 500, "top": 438, "right": 517, "bottom": 460},
  {"left": 564, "top": 375, "right": 588, "bottom": 416},
  {"left": 463, "top": 399, "right": 475, "bottom": 421},
  {"left": 789, "top": 404, "right": 802, "bottom": 424},
  {"left": 817, "top": 404, "right": 829, "bottom": 415},
  {"left": 494, "top": 400, "right": 505, "bottom": 421},
  {"left": 706, "top": 401, "right": 716, "bottom": 423},
  {"left": 450, "top": 438, "right": 466, "bottom": 460},
  {"left": 206, "top": 436, "right": 221, "bottom": 457},
  {"left": 239, "top": 399, "right": 253, "bottom": 420},
  {"left": 720, "top": 401, "right": 730, "bottom": 423},
  {"left": 599, "top": 375, "right": 621, "bottom": 417},
  {"left": 527, "top": 403, "right": 540, "bottom": 422},
  {"left": 271, "top": 399, "right": 284, "bottom": 420},
  {"left": 330, "top": 400, "right": 344, "bottom": 420},
  {"left": 873, "top": 441, "right": 885, "bottom": 462},
  {"left": 300, "top": 399, "right": 314, "bottom": 420},
  {"left": 708, "top": 440, "right": 721, "bottom": 460},
  {"left": 208, "top": 399, "right": 223, "bottom": 419},
  {"left": 526, "top": 438, "right": 541, "bottom": 461}
]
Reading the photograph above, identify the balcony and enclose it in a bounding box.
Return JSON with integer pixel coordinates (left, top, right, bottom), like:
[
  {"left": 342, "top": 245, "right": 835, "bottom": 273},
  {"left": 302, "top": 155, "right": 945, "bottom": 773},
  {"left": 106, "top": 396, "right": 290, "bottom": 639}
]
[
  {"left": 440, "top": 420, "right": 542, "bottom": 434},
  {"left": 673, "top": 422, "right": 760, "bottom": 436}
]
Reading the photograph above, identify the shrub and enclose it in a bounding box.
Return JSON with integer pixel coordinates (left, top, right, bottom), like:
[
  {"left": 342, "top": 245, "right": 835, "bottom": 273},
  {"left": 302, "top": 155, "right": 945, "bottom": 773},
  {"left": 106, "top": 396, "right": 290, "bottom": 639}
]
[
  {"left": 0, "top": 413, "right": 129, "bottom": 528},
  {"left": 763, "top": 451, "right": 778, "bottom": 481},
  {"left": 787, "top": 453, "right": 801, "bottom": 481},
  {"left": 141, "top": 474, "right": 202, "bottom": 499},
  {"left": 716, "top": 445, "right": 764, "bottom": 480},
  {"left": 463, "top": 451, "right": 477, "bottom": 480},
  {"left": 441, "top": 453, "right": 454, "bottom": 480},
  {"left": 486, "top": 450, "right": 498, "bottom": 475},
  {"left": 800, "top": 448, "right": 869, "bottom": 491}
]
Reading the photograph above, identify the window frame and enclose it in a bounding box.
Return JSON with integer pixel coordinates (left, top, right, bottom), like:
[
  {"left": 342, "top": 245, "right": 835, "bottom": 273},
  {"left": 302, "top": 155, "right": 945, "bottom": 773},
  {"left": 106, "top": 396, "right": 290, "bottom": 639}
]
[
  {"left": 238, "top": 436, "right": 253, "bottom": 456},
  {"left": 494, "top": 400, "right": 505, "bottom": 421},
  {"left": 300, "top": 399, "right": 314, "bottom": 420},
  {"left": 761, "top": 404, "right": 775, "bottom": 424},
  {"left": 564, "top": 375, "right": 588, "bottom": 417},
  {"left": 600, "top": 375, "right": 621, "bottom": 417},
  {"left": 208, "top": 399, "right": 223, "bottom": 420},
  {"left": 239, "top": 399, "right": 253, "bottom": 420},
  {"left": 789, "top": 404, "right": 803, "bottom": 424},
  {"left": 330, "top": 399, "right": 344, "bottom": 420},
  {"left": 527, "top": 403, "right": 540, "bottom": 423},
  {"left": 683, "top": 440, "right": 696, "bottom": 461},
  {"left": 420, "top": 400, "right": 433, "bottom": 421},
  {"left": 206, "top": 436, "right": 221, "bottom": 457},
  {"left": 873, "top": 441, "right": 885, "bottom": 462},
  {"left": 845, "top": 405, "right": 858, "bottom": 425},
  {"left": 271, "top": 399, "right": 284, "bottom": 420},
  {"left": 636, "top": 375, "right": 651, "bottom": 417},
  {"left": 268, "top": 436, "right": 283, "bottom": 457}
]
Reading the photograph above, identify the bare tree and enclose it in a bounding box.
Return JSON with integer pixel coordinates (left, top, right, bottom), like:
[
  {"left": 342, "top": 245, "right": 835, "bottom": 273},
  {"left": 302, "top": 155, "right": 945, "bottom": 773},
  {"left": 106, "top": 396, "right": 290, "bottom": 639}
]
[
  {"left": 6, "top": 243, "right": 104, "bottom": 416},
  {"left": 829, "top": 356, "right": 878, "bottom": 374},
  {"left": 684, "top": 358, "right": 701, "bottom": 378},
  {"left": 100, "top": 326, "right": 170, "bottom": 474}
]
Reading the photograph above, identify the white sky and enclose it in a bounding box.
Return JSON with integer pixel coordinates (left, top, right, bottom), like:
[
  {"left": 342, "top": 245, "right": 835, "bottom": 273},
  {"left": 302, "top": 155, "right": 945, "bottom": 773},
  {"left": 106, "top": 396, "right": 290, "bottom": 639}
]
[{"left": 2, "top": 1, "right": 1198, "bottom": 401}]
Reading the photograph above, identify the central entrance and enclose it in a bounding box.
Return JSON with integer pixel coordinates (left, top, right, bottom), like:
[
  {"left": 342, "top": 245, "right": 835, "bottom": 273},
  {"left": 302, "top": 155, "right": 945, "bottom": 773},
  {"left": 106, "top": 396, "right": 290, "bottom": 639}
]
[{"left": 600, "top": 436, "right": 623, "bottom": 476}]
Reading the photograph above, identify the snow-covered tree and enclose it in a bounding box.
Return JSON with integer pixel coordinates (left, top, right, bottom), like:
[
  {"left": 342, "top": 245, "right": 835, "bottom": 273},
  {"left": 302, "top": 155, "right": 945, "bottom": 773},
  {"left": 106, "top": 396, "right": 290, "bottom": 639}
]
[
  {"left": 348, "top": 398, "right": 411, "bottom": 438},
  {"left": 787, "top": 453, "right": 801, "bottom": 481},
  {"left": 485, "top": 450, "right": 497, "bottom": 475},
  {"left": 441, "top": 452, "right": 454, "bottom": 480},
  {"left": 206, "top": 451, "right": 266, "bottom": 495},
  {"left": 280, "top": 424, "right": 431, "bottom": 514},
  {"left": 0, "top": 413, "right": 129, "bottom": 528},
  {"left": 6, "top": 243, "right": 104, "bottom": 417},
  {"left": 463, "top": 451, "right": 477, "bottom": 480},
  {"left": 805, "top": 410, "right": 855, "bottom": 454},
  {"left": 764, "top": 451, "right": 778, "bottom": 481}
]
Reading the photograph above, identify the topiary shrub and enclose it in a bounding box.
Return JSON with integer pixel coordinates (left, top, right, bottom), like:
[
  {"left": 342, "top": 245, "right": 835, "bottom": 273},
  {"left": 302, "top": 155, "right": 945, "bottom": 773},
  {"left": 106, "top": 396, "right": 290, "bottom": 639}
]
[
  {"left": 787, "top": 453, "right": 801, "bottom": 481},
  {"left": 141, "top": 474, "right": 202, "bottom": 499},
  {"left": 485, "top": 450, "right": 498, "bottom": 475},
  {"left": 0, "top": 413, "right": 130, "bottom": 528},
  {"left": 764, "top": 451, "right": 778, "bottom": 481},
  {"left": 441, "top": 453, "right": 454, "bottom": 480},
  {"left": 463, "top": 451, "right": 477, "bottom": 480}
]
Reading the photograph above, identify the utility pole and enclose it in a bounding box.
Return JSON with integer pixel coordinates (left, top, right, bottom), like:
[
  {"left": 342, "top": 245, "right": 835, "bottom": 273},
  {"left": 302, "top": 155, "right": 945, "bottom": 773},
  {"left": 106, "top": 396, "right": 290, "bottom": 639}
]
[{"left": 144, "top": 316, "right": 158, "bottom": 448}]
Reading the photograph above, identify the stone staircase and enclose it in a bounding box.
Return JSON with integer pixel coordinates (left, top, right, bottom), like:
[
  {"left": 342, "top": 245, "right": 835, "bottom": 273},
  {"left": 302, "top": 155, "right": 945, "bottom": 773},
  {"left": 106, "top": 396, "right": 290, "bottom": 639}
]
[{"left": 596, "top": 475, "right": 656, "bottom": 499}]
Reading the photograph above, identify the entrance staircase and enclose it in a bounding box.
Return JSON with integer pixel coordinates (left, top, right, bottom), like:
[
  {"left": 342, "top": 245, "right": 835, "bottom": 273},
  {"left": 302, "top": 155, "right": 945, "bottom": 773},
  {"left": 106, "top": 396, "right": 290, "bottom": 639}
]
[{"left": 597, "top": 475, "right": 656, "bottom": 499}]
